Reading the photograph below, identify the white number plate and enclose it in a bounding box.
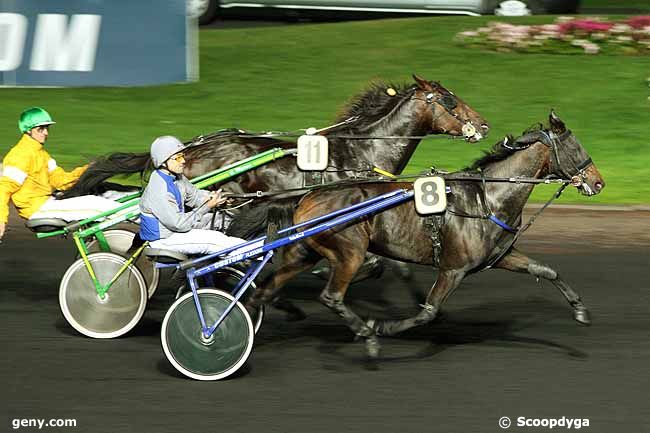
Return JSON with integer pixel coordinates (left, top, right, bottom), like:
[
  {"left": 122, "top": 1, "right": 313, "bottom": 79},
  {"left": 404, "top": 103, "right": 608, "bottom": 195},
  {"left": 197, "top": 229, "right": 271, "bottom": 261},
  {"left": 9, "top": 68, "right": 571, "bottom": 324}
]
[
  {"left": 414, "top": 177, "right": 447, "bottom": 214},
  {"left": 297, "top": 135, "right": 328, "bottom": 171}
]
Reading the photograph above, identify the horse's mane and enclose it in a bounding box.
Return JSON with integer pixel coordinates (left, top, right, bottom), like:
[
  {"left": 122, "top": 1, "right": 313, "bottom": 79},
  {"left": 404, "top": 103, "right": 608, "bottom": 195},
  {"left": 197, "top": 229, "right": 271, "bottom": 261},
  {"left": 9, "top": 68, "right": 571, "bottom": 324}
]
[
  {"left": 335, "top": 82, "right": 416, "bottom": 132},
  {"left": 466, "top": 123, "right": 547, "bottom": 171},
  {"left": 184, "top": 128, "right": 247, "bottom": 148}
]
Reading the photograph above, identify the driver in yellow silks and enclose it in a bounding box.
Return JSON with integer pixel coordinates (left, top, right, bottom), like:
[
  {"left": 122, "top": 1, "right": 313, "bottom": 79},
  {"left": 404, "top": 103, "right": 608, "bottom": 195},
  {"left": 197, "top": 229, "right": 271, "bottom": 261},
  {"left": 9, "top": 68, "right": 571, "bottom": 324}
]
[{"left": 0, "top": 107, "right": 120, "bottom": 242}]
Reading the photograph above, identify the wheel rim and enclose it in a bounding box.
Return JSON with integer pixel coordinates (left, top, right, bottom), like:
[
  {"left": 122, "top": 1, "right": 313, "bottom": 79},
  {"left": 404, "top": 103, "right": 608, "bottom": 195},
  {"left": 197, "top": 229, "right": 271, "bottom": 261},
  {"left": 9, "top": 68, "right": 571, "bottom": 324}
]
[
  {"left": 161, "top": 289, "right": 254, "bottom": 381},
  {"left": 59, "top": 253, "right": 147, "bottom": 339},
  {"left": 86, "top": 229, "right": 160, "bottom": 298},
  {"left": 211, "top": 267, "right": 264, "bottom": 334}
]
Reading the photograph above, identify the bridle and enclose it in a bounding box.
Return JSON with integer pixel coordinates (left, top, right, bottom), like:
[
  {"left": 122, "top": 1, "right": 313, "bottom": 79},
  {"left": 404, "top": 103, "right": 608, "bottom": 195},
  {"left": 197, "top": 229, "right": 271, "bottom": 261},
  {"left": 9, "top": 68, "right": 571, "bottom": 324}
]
[
  {"left": 537, "top": 129, "right": 594, "bottom": 193},
  {"left": 503, "top": 128, "right": 594, "bottom": 193},
  {"left": 411, "top": 85, "right": 480, "bottom": 139}
]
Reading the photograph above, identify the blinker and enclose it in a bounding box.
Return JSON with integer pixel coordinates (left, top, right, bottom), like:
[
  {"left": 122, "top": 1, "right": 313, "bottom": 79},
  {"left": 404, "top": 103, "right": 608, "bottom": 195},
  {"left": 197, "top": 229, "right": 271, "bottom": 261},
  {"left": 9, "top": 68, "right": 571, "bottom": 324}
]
[{"left": 439, "top": 95, "right": 457, "bottom": 110}]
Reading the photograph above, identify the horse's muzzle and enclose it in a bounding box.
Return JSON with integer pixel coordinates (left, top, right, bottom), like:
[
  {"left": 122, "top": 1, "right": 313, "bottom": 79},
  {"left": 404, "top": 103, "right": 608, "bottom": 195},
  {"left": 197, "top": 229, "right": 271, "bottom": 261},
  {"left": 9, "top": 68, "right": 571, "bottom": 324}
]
[
  {"left": 463, "top": 122, "right": 489, "bottom": 143},
  {"left": 574, "top": 164, "right": 605, "bottom": 196}
]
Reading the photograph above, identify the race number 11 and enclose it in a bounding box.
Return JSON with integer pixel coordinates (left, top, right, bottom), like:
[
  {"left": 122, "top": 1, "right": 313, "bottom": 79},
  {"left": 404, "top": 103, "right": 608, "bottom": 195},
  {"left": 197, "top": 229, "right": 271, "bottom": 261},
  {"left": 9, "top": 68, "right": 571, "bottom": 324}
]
[
  {"left": 414, "top": 177, "right": 447, "bottom": 214},
  {"left": 297, "top": 135, "right": 329, "bottom": 171}
]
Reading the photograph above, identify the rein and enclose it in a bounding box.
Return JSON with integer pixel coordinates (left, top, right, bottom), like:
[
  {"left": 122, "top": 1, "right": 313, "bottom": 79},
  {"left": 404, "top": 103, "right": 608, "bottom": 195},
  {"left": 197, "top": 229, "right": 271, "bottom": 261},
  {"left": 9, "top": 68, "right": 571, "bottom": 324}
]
[{"left": 223, "top": 171, "right": 572, "bottom": 200}]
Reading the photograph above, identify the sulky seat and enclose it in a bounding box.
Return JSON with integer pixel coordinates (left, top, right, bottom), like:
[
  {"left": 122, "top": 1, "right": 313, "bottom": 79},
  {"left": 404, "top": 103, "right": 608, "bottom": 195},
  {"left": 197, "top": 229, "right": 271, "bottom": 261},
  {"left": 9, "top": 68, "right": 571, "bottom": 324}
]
[
  {"left": 25, "top": 218, "right": 68, "bottom": 233},
  {"left": 144, "top": 248, "right": 189, "bottom": 264}
]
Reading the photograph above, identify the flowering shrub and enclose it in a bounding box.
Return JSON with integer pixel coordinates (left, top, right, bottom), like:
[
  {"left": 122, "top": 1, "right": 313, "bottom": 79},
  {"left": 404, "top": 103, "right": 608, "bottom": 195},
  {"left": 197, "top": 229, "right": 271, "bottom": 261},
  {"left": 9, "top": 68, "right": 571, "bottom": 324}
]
[{"left": 456, "top": 16, "right": 650, "bottom": 55}]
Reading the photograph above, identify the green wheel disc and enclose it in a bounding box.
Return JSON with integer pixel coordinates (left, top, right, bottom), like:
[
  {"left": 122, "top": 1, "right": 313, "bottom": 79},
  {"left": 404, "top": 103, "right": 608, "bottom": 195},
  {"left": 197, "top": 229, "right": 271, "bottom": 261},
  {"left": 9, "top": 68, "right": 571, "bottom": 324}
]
[
  {"left": 211, "top": 267, "right": 264, "bottom": 334},
  {"left": 161, "top": 289, "right": 254, "bottom": 381}
]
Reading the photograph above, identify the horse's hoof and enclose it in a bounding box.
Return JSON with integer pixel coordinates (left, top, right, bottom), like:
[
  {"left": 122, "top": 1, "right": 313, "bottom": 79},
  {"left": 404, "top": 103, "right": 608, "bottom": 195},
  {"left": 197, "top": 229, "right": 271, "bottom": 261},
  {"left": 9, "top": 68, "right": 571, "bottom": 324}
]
[
  {"left": 574, "top": 307, "right": 591, "bottom": 326},
  {"left": 365, "top": 335, "right": 381, "bottom": 359}
]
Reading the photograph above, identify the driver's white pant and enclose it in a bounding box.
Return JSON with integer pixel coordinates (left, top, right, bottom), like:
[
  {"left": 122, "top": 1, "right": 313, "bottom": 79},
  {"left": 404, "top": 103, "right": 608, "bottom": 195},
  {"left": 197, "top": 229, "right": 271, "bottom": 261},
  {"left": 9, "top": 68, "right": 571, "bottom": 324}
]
[
  {"left": 29, "top": 196, "right": 121, "bottom": 221},
  {"left": 149, "top": 229, "right": 263, "bottom": 256}
]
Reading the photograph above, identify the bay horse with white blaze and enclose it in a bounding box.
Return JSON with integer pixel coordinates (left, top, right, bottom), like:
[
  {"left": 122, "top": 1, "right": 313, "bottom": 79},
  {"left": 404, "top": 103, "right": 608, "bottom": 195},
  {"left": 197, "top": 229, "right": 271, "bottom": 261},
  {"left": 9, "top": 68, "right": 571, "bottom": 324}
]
[{"left": 237, "top": 111, "right": 605, "bottom": 358}]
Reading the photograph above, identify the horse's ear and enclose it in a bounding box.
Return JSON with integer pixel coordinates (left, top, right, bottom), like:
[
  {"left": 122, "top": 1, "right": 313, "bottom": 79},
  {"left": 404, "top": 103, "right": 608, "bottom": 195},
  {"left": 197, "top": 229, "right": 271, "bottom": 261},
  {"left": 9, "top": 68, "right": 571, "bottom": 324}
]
[
  {"left": 549, "top": 109, "right": 566, "bottom": 133},
  {"left": 412, "top": 74, "right": 432, "bottom": 91}
]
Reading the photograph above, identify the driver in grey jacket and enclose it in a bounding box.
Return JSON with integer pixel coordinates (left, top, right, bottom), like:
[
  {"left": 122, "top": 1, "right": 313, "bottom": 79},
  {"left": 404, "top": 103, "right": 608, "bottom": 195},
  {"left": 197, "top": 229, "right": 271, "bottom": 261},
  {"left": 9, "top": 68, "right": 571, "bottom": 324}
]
[{"left": 139, "top": 136, "right": 256, "bottom": 255}]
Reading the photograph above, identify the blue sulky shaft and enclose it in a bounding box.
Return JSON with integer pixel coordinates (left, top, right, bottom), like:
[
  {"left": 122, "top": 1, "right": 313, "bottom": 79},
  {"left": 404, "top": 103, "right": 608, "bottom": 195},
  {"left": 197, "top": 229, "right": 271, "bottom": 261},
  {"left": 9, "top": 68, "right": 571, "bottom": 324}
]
[
  {"left": 187, "top": 188, "right": 415, "bottom": 337},
  {"left": 171, "top": 188, "right": 413, "bottom": 272}
]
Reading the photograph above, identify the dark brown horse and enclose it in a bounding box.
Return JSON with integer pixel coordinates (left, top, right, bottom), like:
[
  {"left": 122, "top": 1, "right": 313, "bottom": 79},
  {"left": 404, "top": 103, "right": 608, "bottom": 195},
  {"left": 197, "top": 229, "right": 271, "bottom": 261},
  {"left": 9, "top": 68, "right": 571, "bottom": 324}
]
[
  {"left": 61, "top": 75, "right": 488, "bottom": 198},
  {"left": 239, "top": 111, "right": 605, "bottom": 358}
]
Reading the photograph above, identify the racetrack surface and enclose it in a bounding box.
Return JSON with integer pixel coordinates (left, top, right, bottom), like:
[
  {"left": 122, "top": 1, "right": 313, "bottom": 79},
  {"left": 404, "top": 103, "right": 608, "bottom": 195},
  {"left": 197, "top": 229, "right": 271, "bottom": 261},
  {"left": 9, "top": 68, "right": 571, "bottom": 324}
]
[{"left": 1, "top": 207, "right": 648, "bottom": 433}]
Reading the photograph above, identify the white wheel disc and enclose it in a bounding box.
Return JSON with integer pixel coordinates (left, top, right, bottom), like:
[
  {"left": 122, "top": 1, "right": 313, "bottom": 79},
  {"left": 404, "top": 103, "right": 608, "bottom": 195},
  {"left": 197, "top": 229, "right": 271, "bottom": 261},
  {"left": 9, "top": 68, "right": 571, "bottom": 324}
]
[{"left": 59, "top": 252, "right": 147, "bottom": 339}]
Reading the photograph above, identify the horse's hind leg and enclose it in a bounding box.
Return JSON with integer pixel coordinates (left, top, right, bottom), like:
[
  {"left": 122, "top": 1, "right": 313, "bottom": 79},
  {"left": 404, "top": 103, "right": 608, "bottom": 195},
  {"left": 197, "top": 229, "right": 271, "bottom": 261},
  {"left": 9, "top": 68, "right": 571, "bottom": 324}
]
[
  {"left": 245, "top": 243, "right": 321, "bottom": 321},
  {"left": 495, "top": 248, "right": 591, "bottom": 325},
  {"left": 369, "top": 269, "right": 465, "bottom": 336},
  {"left": 317, "top": 252, "right": 383, "bottom": 358}
]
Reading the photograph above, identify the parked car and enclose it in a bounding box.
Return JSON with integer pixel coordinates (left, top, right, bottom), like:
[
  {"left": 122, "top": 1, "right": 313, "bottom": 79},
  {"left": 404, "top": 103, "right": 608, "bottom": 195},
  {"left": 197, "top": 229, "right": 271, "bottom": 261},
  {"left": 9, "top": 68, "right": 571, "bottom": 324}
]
[{"left": 188, "top": 0, "right": 580, "bottom": 25}]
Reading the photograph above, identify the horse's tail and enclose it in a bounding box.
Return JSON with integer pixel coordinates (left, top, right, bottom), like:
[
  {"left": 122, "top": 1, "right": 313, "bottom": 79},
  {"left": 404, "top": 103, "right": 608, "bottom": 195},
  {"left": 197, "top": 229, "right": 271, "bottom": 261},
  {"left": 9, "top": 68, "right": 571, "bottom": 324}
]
[
  {"left": 226, "top": 195, "right": 300, "bottom": 241},
  {"left": 60, "top": 152, "right": 152, "bottom": 198}
]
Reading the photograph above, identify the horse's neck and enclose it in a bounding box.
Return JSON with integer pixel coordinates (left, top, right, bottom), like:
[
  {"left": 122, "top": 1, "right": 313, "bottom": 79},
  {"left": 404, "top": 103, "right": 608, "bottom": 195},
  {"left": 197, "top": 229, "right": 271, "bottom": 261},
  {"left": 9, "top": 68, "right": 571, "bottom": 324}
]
[
  {"left": 483, "top": 142, "right": 550, "bottom": 218},
  {"left": 357, "top": 99, "right": 427, "bottom": 174}
]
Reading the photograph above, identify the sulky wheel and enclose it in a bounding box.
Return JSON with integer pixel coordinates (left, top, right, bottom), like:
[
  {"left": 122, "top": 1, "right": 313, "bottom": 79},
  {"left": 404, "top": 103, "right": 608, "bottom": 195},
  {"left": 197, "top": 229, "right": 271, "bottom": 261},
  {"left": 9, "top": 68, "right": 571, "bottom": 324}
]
[
  {"left": 161, "top": 288, "right": 254, "bottom": 381},
  {"left": 59, "top": 252, "right": 147, "bottom": 339},
  {"left": 85, "top": 228, "right": 160, "bottom": 298},
  {"left": 174, "top": 266, "right": 264, "bottom": 334},
  {"left": 210, "top": 266, "right": 264, "bottom": 334}
]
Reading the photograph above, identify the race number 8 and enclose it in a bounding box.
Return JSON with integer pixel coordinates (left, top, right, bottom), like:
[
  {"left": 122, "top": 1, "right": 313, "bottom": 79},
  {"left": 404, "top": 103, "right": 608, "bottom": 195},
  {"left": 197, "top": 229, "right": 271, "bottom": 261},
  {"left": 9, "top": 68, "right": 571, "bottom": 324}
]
[
  {"left": 297, "top": 135, "right": 329, "bottom": 171},
  {"left": 414, "top": 177, "right": 447, "bottom": 214}
]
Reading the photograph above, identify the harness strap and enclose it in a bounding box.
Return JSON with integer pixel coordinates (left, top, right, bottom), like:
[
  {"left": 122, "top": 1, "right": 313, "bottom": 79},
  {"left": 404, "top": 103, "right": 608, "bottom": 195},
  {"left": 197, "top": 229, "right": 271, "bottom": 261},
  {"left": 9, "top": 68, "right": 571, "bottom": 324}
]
[
  {"left": 481, "top": 182, "right": 568, "bottom": 270},
  {"left": 488, "top": 214, "right": 517, "bottom": 233}
]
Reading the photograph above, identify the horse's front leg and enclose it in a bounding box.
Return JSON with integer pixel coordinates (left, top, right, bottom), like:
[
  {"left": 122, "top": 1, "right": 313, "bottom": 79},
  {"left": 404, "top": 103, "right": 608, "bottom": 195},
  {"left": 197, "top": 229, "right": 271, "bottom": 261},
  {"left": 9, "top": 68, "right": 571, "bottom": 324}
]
[
  {"left": 369, "top": 269, "right": 466, "bottom": 337},
  {"left": 495, "top": 248, "right": 591, "bottom": 325}
]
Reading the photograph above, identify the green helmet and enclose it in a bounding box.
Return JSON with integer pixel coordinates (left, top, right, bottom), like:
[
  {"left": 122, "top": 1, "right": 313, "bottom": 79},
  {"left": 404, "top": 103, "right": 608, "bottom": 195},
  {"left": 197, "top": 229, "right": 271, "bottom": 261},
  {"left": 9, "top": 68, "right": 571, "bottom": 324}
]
[{"left": 19, "top": 107, "right": 56, "bottom": 133}]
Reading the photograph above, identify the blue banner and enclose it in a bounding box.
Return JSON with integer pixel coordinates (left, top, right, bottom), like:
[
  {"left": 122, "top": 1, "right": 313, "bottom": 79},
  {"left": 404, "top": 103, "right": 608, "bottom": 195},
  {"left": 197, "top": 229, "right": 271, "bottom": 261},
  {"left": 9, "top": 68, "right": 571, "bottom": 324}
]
[{"left": 0, "top": 0, "right": 197, "bottom": 86}]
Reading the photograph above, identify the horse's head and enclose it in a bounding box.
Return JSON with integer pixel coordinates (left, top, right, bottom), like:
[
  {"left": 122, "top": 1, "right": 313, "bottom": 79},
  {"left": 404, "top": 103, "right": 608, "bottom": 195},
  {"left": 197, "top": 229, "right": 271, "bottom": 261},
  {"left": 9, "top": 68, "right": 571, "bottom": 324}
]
[
  {"left": 545, "top": 110, "right": 605, "bottom": 196},
  {"left": 412, "top": 75, "right": 489, "bottom": 143}
]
